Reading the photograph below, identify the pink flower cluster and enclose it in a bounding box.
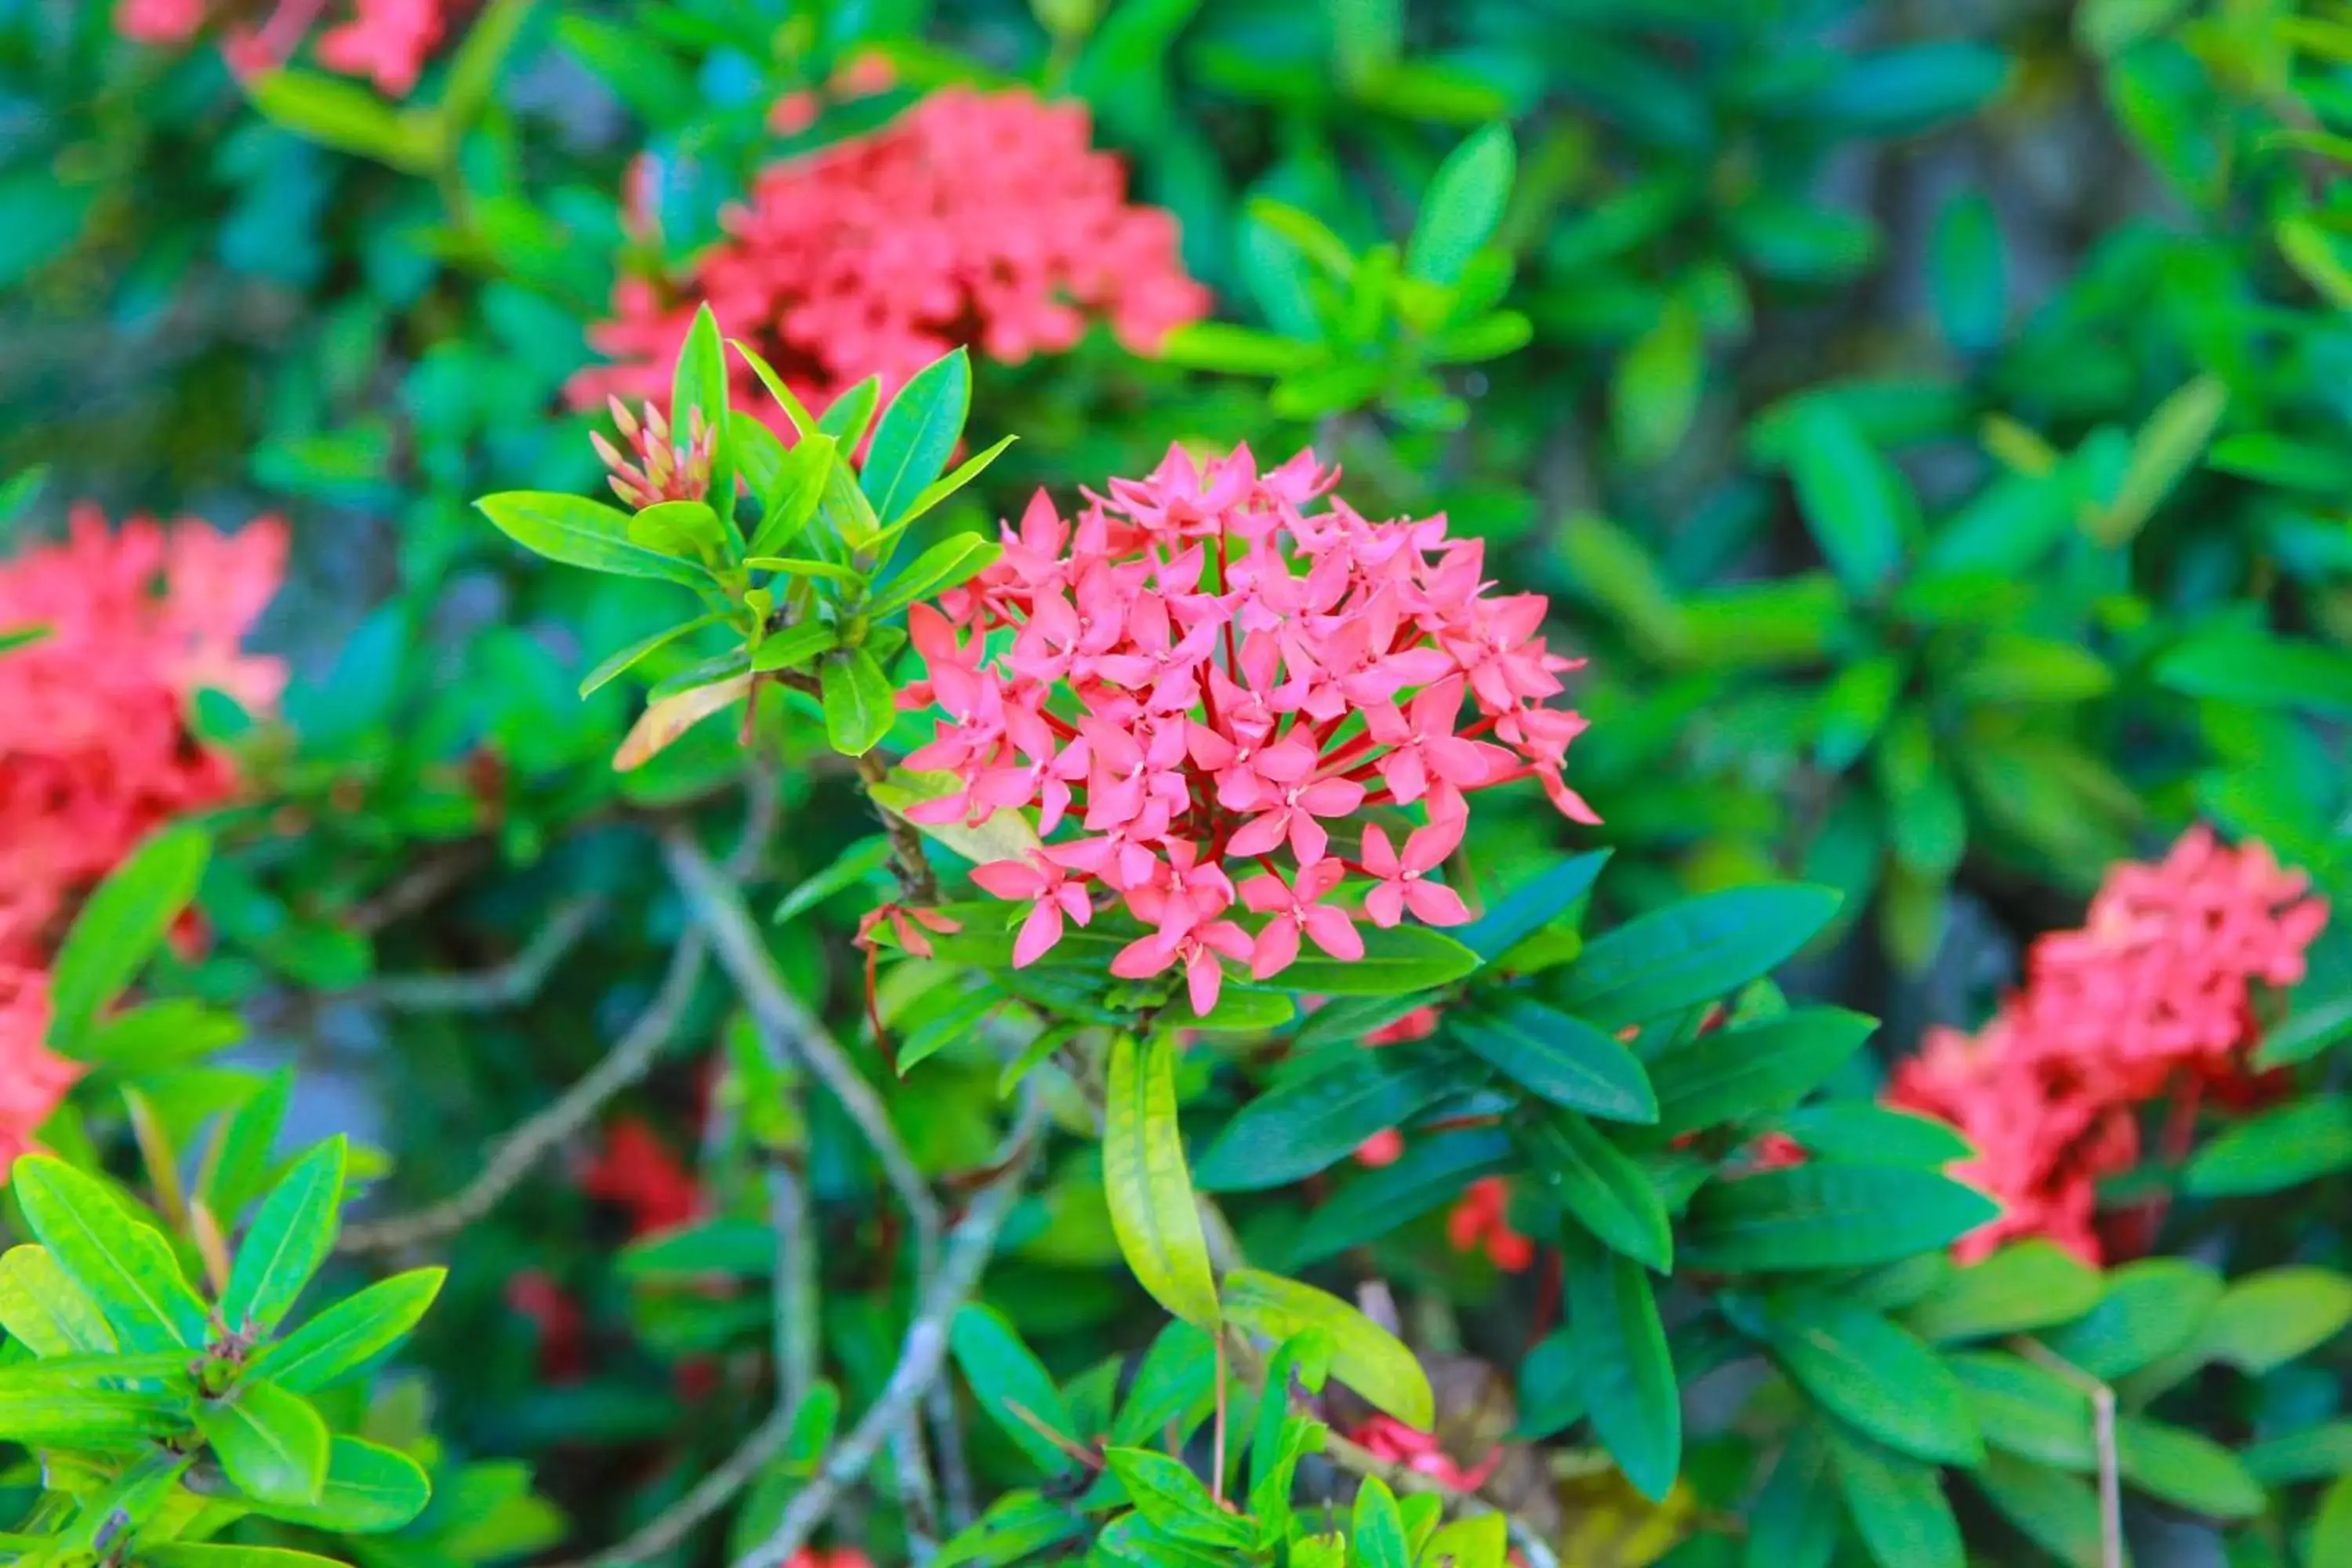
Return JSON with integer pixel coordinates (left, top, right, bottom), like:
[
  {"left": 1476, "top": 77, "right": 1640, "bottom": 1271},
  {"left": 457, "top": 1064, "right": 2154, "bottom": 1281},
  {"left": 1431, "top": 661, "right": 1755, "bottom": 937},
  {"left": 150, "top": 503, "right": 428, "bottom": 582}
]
[
  {"left": 0, "top": 505, "right": 285, "bottom": 1175},
  {"left": 570, "top": 88, "right": 1208, "bottom": 423},
  {"left": 1889, "top": 829, "right": 2327, "bottom": 1263},
  {"left": 1344, "top": 1414, "right": 1501, "bottom": 1492},
  {"left": 117, "top": 0, "right": 454, "bottom": 96},
  {"left": 900, "top": 443, "right": 1597, "bottom": 1016}
]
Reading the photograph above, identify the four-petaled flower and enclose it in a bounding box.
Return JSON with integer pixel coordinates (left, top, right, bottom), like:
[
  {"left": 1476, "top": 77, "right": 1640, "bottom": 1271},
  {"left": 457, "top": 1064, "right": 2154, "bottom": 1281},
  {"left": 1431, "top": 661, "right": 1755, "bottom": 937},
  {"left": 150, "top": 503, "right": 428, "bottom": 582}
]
[
  {"left": 1362, "top": 819, "right": 1472, "bottom": 930},
  {"left": 1240, "top": 861, "right": 1363, "bottom": 978}
]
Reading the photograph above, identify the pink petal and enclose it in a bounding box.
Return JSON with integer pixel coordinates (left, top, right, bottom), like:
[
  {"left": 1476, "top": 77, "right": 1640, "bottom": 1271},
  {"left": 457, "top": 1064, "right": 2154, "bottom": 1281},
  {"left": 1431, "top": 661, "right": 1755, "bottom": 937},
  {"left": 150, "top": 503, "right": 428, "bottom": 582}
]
[
  {"left": 1111, "top": 934, "right": 1178, "bottom": 980},
  {"left": 1381, "top": 748, "right": 1428, "bottom": 805},
  {"left": 1297, "top": 778, "right": 1367, "bottom": 818},
  {"left": 1013, "top": 901, "right": 1066, "bottom": 967},
  {"left": 1365, "top": 883, "right": 1407, "bottom": 929},
  {"left": 1360, "top": 824, "right": 1401, "bottom": 880},
  {"left": 1189, "top": 720, "right": 1238, "bottom": 770},
  {"left": 1288, "top": 812, "right": 1330, "bottom": 866},
  {"left": 1302, "top": 905, "right": 1364, "bottom": 960},
  {"left": 971, "top": 859, "right": 1047, "bottom": 899},
  {"left": 1239, "top": 873, "right": 1294, "bottom": 914},
  {"left": 1404, "top": 815, "right": 1465, "bottom": 873},
  {"left": 1227, "top": 811, "right": 1289, "bottom": 858},
  {"left": 1251, "top": 918, "right": 1301, "bottom": 979},
  {"left": 1404, "top": 882, "right": 1472, "bottom": 926},
  {"left": 1185, "top": 947, "right": 1225, "bottom": 1016}
]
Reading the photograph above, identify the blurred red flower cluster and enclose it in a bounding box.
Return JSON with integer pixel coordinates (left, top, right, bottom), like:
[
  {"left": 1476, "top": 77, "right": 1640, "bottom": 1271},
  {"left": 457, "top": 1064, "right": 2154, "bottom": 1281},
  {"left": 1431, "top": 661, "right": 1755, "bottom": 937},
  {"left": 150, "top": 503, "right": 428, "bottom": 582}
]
[{"left": 118, "top": 0, "right": 454, "bottom": 96}]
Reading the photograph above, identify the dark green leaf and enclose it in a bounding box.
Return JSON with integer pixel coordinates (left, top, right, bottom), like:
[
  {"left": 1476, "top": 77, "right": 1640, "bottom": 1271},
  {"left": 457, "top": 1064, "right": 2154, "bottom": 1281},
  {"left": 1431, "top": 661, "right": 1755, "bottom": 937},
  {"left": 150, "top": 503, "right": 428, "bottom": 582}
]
[
  {"left": 1746, "top": 1431, "right": 1840, "bottom": 1568},
  {"left": 2041, "top": 1259, "right": 2220, "bottom": 1381},
  {"left": 2117, "top": 1417, "right": 2263, "bottom": 1518},
  {"left": 1552, "top": 885, "right": 1842, "bottom": 1029},
  {"left": 1783, "top": 401, "right": 1912, "bottom": 596},
  {"left": 1824, "top": 1427, "right": 1964, "bottom": 1568},
  {"left": 1971, "top": 1451, "right": 2105, "bottom": 1568},
  {"left": 1193, "top": 1050, "right": 1455, "bottom": 1192},
  {"left": 1518, "top": 1111, "right": 1671, "bottom": 1272},
  {"left": 1450, "top": 998, "right": 1653, "bottom": 1122},
  {"left": 2184, "top": 1094, "right": 2352, "bottom": 1196},
  {"left": 1684, "top": 1166, "right": 1998, "bottom": 1273},
  {"left": 1287, "top": 1129, "right": 1512, "bottom": 1265},
  {"left": 1947, "top": 1351, "right": 2095, "bottom": 1471},
  {"left": 2155, "top": 627, "right": 2352, "bottom": 717},
  {"left": 1730, "top": 1292, "right": 1981, "bottom": 1466},
  {"left": 1560, "top": 1225, "right": 1679, "bottom": 1501},
  {"left": 1648, "top": 1007, "right": 1875, "bottom": 1137},
  {"left": 1260, "top": 924, "right": 1481, "bottom": 996},
  {"left": 1770, "top": 1104, "right": 1970, "bottom": 1166}
]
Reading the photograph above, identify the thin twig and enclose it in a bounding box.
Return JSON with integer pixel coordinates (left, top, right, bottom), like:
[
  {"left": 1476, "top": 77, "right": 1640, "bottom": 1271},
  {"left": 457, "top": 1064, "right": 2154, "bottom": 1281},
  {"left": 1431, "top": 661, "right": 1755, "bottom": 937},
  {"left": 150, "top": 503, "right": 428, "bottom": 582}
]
[
  {"left": 892, "top": 1420, "right": 942, "bottom": 1565},
  {"left": 546, "top": 1391, "right": 806, "bottom": 1568},
  {"left": 337, "top": 931, "right": 707, "bottom": 1254},
  {"left": 854, "top": 750, "right": 939, "bottom": 904},
  {"left": 2016, "top": 1338, "right": 2124, "bottom": 1568},
  {"left": 765, "top": 1163, "right": 818, "bottom": 1410},
  {"left": 340, "top": 897, "right": 604, "bottom": 1011},
  {"left": 731, "top": 1093, "right": 1044, "bottom": 1568}
]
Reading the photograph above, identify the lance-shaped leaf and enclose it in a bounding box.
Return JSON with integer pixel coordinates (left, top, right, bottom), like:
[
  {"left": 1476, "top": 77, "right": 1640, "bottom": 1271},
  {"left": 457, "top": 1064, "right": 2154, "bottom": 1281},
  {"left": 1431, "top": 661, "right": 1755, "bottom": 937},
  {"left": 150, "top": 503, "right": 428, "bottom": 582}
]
[{"left": 1103, "top": 1033, "right": 1221, "bottom": 1330}]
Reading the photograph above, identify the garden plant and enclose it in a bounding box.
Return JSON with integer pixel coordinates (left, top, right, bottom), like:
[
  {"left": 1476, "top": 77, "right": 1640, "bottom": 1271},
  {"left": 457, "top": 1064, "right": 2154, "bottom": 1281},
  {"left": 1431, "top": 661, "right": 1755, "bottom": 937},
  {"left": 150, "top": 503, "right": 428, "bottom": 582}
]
[{"left": 8, "top": 2, "right": 2352, "bottom": 1567}]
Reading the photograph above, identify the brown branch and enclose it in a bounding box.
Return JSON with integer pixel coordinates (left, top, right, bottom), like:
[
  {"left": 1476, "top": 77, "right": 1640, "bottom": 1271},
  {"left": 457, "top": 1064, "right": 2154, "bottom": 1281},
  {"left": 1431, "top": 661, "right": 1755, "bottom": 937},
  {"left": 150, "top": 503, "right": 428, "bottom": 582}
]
[{"left": 339, "top": 897, "right": 604, "bottom": 1012}]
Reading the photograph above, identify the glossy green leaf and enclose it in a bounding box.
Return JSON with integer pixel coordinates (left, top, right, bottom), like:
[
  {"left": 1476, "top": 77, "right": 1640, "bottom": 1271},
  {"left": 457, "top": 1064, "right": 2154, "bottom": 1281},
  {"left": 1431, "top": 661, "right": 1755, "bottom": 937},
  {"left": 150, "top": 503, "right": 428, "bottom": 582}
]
[
  {"left": 1351, "top": 1475, "right": 1411, "bottom": 1568},
  {"left": 1648, "top": 1007, "right": 1875, "bottom": 1137},
  {"left": 1552, "top": 884, "right": 1842, "bottom": 1030},
  {"left": 1730, "top": 1292, "right": 1981, "bottom": 1465},
  {"left": 818, "top": 376, "right": 880, "bottom": 452},
  {"left": 950, "top": 1304, "right": 1080, "bottom": 1474},
  {"left": 2041, "top": 1259, "right": 2221, "bottom": 1380},
  {"left": 670, "top": 303, "right": 735, "bottom": 524},
  {"left": 867, "top": 534, "right": 1003, "bottom": 619},
  {"left": 1769, "top": 1104, "right": 1970, "bottom": 1167},
  {"left": 2184, "top": 1094, "right": 2352, "bottom": 1196},
  {"left": 1450, "top": 998, "right": 1653, "bottom": 1122},
  {"left": 1684, "top": 1165, "right": 1998, "bottom": 1273},
  {"left": 896, "top": 434, "right": 1019, "bottom": 530},
  {"left": 1262, "top": 924, "right": 1481, "bottom": 996},
  {"left": 820, "top": 649, "right": 897, "bottom": 756},
  {"left": 198, "top": 1379, "right": 331, "bottom": 1507},
  {"left": 48, "top": 823, "right": 209, "bottom": 1045},
  {"left": 1103, "top": 1033, "right": 1220, "bottom": 1330},
  {"left": 1518, "top": 1111, "right": 1670, "bottom": 1271},
  {"left": 1560, "top": 1225, "right": 1679, "bottom": 1501},
  {"left": 1745, "top": 1431, "right": 1839, "bottom": 1568},
  {"left": 1102, "top": 1446, "right": 1252, "bottom": 1548},
  {"left": 750, "top": 621, "right": 842, "bottom": 674},
  {"left": 1192, "top": 1050, "right": 1455, "bottom": 1192},
  {"left": 0, "top": 1245, "right": 115, "bottom": 1356},
  {"left": 1824, "top": 1427, "right": 1963, "bottom": 1568},
  {"left": 247, "top": 1436, "right": 430, "bottom": 1532},
  {"left": 1221, "top": 1269, "right": 1432, "bottom": 1428},
  {"left": 1947, "top": 1351, "right": 2096, "bottom": 1471},
  {"left": 745, "top": 431, "right": 839, "bottom": 557},
  {"left": 1288, "top": 1129, "right": 1512, "bottom": 1265},
  {"left": 223, "top": 1137, "right": 347, "bottom": 1334},
  {"left": 476, "top": 492, "right": 715, "bottom": 588},
  {"left": 1900, "top": 1240, "right": 2103, "bottom": 1343},
  {"left": 579, "top": 614, "right": 722, "bottom": 698},
  {"left": 12, "top": 1156, "right": 208, "bottom": 1352},
  {"left": 862, "top": 349, "right": 971, "bottom": 523},
  {"left": 253, "top": 1268, "right": 445, "bottom": 1394}
]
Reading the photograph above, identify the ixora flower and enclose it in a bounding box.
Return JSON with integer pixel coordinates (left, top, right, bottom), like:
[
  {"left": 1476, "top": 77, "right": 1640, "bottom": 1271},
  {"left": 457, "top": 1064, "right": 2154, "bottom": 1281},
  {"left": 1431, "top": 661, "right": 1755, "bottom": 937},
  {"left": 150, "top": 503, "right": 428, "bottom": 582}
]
[
  {"left": 1888, "top": 828, "right": 2327, "bottom": 1264},
  {"left": 571, "top": 87, "right": 1208, "bottom": 426},
  {"left": 117, "top": 0, "right": 453, "bottom": 96},
  {"left": 0, "top": 505, "right": 287, "bottom": 966},
  {"left": 899, "top": 444, "right": 1596, "bottom": 1016}
]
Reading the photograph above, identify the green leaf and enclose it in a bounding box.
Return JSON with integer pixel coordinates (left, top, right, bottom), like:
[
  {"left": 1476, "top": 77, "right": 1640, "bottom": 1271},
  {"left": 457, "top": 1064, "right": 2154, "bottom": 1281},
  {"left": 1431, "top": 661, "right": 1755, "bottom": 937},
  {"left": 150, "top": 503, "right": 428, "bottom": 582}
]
[
  {"left": 746, "top": 432, "right": 839, "bottom": 557},
  {"left": 1406, "top": 125, "right": 1514, "bottom": 285},
  {"left": 820, "top": 650, "right": 898, "bottom": 756},
  {"left": 819, "top": 376, "right": 881, "bottom": 452},
  {"left": 950, "top": 1304, "right": 1081, "bottom": 1474},
  {"left": 1517, "top": 1111, "right": 1671, "bottom": 1272},
  {"left": 731, "top": 339, "right": 818, "bottom": 436},
  {"left": 476, "top": 492, "right": 716, "bottom": 588},
  {"left": 1192, "top": 1051, "right": 1455, "bottom": 1192},
  {"left": 1552, "top": 884, "right": 1842, "bottom": 1030},
  {"left": 1683, "top": 1165, "right": 1998, "bottom": 1273},
  {"left": 1746, "top": 1431, "right": 1840, "bottom": 1568},
  {"left": 2183, "top": 1094, "right": 2352, "bottom": 1196},
  {"left": 1928, "top": 190, "right": 2005, "bottom": 354},
  {"left": 245, "top": 69, "right": 437, "bottom": 171},
  {"left": 1647, "top": 1007, "right": 1875, "bottom": 1138},
  {"left": 1783, "top": 401, "right": 1913, "bottom": 596},
  {"left": 144, "top": 1548, "right": 354, "bottom": 1567},
  {"left": 1450, "top": 998, "right": 1656, "bottom": 1123},
  {"left": 57, "top": 1451, "right": 194, "bottom": 1554},
  {"left": 1900, "top": 1240, "right": 2103, "bottom": 1344},
  {"left": 1103, "top": 1033, "right": 1221, "bottom": 1331},
  {"left": 199, "top": 1379, "right": 331, "bottom": 1507},
  {"left": 750, "top": 622, "right": 843, "bottom": 675},
  {"left": 867, "top": 534, "right": 1004, "bottom": 619},
  {"left": 2185, "top": 1266, "right": 2352, "bottom": 1375},
  {"left": 1157, "top": 322, "right": 1323, "bottom": 374},
  {"left": 247, "top": 1435, "right": 431, "bottom": 1532},
  {"left": 223, "top": 1138, "right": 346, "bottom": 1334},
  {"left": 1258, "top": 924, "right": 1481, "bottom": 996},
  {"left": 0, "top": 1384, "right": 187, "bottom": 1450},
  {"left": 862, "top": 349, "right": 971, "bottom": 524},
  {"left": 628, "top": 499, "right": 729, "bottom": 563},
  {"left": 1102, "top": 1447, "right": 1252, "bottom": 1548},
  {"left": 1560, "top": 1225, "right": 1679, "bottom": 1501},
  {"left": 2154, "top": 627, "right": 2352, "bottom": 717},
  {"left": 1110, "top": 1320, "right": 1218, "bottom": 1448},
  {"left": 1423, "top": 1515, "right": 1509, "bottom": 1568},
  {"left": 896, "top": 434, "right": 1020, "bottom": 530},
  {"left": 252, "top": 1269, "right": 445, "bottom": 1394},
  {"left": 2117, "top": 1417, "right": 2263, "bottom": 1518},
  {"left": 48, "top": 823, "right": 209, "bottom": 1045},
  {"left": 12, "top": 1156, "right": 208, "bottom": 1352},
  {"left": 1730, "top": 1293, "right": 1981, "bottom": 1466},
  {"left": 1350, "top": 1475, "right": 1411, "bottom": 1568},
  {"left": 746, "top": 555, "right": 864, "bottom": 584},
  {"left": 1613, "top": 299, "right": 1704, "bottom": 465},
  {"left": 0, "top": 1245, "right": 116, "bottom": 1355},
  {"left": 201, "top": 1070, "right": 292, "bottom": 1224},
  {"left": 1971, "top": 1451, "right": 2105, "bottom": 1568},
  {"left": 580, "top": 614, "right": 722, "bottom": 698},
  {"left": 937, "top": 1492, "right": 1088, "bottom": 1567},
  {"left": 1770, "top": 1104, "right": 1970, "bottom": 1167},
  {"left": 1824, "top": 1428, "right": 1964, "bottom": 1568},
  {"left": 670, "top": 303, "right": 735, "bottom": 527},
  {"left": 2089, "top": 373, "right": 2225, "bottom": 546},
  {"left": 2041, "top": 1259, "right": 2220, "bottom": 1381},
  {"left": 2244, "top": 1421, "right": 2352, "bottom": 1486},
  {"left": 1287, "top": 1130, "right": 1512, "bottom": 1265},
  {"left": 1221, "top": 1269, "right": 1432, "bottom": 1428},
  {"left": 1947, "top": 1351, "right": 2096, "bottom": 1471}
]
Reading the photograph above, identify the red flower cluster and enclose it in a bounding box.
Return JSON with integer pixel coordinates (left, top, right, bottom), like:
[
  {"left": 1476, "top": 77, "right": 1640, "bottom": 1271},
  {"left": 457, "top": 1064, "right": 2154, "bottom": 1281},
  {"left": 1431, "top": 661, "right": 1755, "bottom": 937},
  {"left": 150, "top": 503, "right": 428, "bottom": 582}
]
[
  {"left": 579, "top": 1114, "right": 704, "bottom": 1238},
  {"left": 117, "top": 0, "right": 453, "bottom": 96},
  {"left": 0, "top": 506, "right": 285, "bottom": 1177},
  {"left": 1889, "top": 829, "right": 2327, "bottom": 1263},
  {"left": 902, "top": 444, "right": 1597, "bottom": 1015},
  {"left": 1446, "top": 1176, "right": 1534, "bottom": 1272},
  {"left": 571, "top": 88, "right": 1208, "bottom": 424},
  {"left": 1344, "top": 1414, "right": 1501, "bottom": 1492}
]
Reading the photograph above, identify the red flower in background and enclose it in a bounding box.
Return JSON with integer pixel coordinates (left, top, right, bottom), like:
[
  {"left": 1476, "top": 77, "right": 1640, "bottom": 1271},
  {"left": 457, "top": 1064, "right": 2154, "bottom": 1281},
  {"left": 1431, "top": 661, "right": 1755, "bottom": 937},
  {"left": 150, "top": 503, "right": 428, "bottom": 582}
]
[
  {"left": 572, "top": 88, "right": 1208, "bottom": 424},
  {"left": 1345, "top": 1414, "right": 1501, "bottom": 1492},
  {"left": 0, "top": 971, "right": 77, "bottom": 1178},
  {"left": 117, "top": 0, "right": 455, "bottom": 96},
  {"left": 1446, "top": 1177, "right": 1534, "bottom": 1273},
  {"left": 1888, "top": 829, "right": 2327, "bottom": 1264},
  {"left": 580, "top": 1116, "right": 704, "bottom": 1238}
]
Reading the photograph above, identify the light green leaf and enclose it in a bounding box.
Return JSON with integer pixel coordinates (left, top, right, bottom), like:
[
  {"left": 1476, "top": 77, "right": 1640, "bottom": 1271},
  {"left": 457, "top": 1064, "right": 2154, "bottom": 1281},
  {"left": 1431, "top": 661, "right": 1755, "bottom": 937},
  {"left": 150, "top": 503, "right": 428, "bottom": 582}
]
[
  {"left": 820, "top": 650, "right": 898, "bottom": 756},
  {"left": 48, "top": 823, "right": 209, "bottom": 1045},
  {"left": 198, "top": 1379, "right": 331, "bottom": 1507},
  {"left": 750, "top": 622, "right": 842, "bottom": 673},
  {"left": 896, "top": 434, "right": 1019, "bottom": 531},
  {"left": 745, "top": 432, "right": 839, "bottom": 557},
  {"left": 1406, "top": 125, "right": 1514, "bottom": 285},
  {"left": 670, "top": 303, "right": 735, "bottom": 526},
  {"left": 12, "top": 1156, "right": 208, "bottom": 1352},
  {"left": 2089, "top": 373, "right": 2224, "bottom": 546},
  {"left": 2183, "top": 1094, "right": 2352, "bottom": 1196},
  {"left": 862, "top": 349, "right": 971, "bottom": 524},
  {"left": 1351, "top": 1475, "right": 1410, "bottom": 1568},
  {"left": 223, "top": 1138, "right": 347, "bottom": 1334},
  {"left": 949, "top": 1304, "right": 1080, "bottom": 1474},
  {"left": 252, "top": 1269, "right": 445, "bottom": 1394},
  {"left": 0, "top": 1244, "right": 116, "bottom": 1356},
  {"left": 245, "top": 70, "right": 437, "bottom": 171},
  {"left": 1101, "top": 1446, "right": 1252, "bottom": 1548},
  {"left": 476, "top": 492, "right": 715, "bottom": 588},
  {"left": 242, "top": 1435, "right": 430, "bottom": 1533},
  {"left": 1102, "top": 1033, "right": 1220, "bottom": 1330},
  {"left": 1900, "top": 1240, "right": 2103, "bottom": 1344},
  {"left": 579, "top": 614, "right": 722, "bottom": 698},
  {"left": 1221, "top": 1269, "right": 1432, "bottom": 1428},
  {"left": 867, "top": 535, "right": 1003, "bottom": 619}
]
